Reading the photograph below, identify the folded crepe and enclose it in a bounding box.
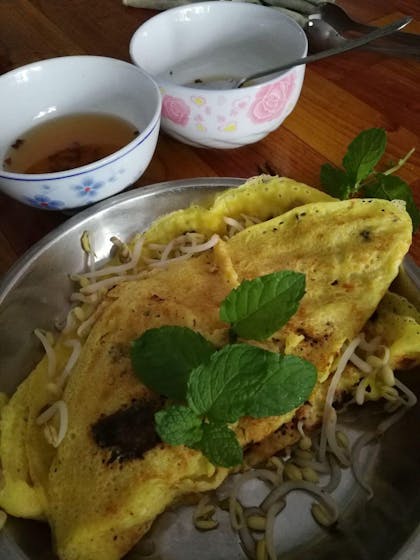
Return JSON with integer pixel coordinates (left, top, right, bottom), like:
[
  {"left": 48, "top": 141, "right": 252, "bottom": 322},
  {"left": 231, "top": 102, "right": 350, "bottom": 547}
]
[{"left": 0, "top": 177, "right": 417, "bottom": 560}]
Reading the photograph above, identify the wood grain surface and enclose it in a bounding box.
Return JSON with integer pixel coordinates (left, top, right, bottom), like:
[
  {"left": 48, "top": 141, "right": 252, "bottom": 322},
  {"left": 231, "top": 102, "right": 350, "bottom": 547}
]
[{"left": 0, "top": 0, "right": 419, "bottom": 275}]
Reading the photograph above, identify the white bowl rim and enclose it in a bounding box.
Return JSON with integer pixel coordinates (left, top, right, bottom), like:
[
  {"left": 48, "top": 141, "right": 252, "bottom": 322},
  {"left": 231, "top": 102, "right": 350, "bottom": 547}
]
[
  {"left": 130, "top": 0, "right": 308, "bottom": 94},
  {"left": 0, "top": 55, "right": 162, "bottom": 182}
]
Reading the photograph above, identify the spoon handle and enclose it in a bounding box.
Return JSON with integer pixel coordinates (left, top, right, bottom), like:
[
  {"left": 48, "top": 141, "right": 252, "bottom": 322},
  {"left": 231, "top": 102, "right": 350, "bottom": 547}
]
[
  {"left": 323, "top": 18, "right": 420, "bottom": 49},
  {"left": 359, "top": 43, "right": 420, "bottom": 59},
  {"left": 238, "top": 16, "right": 412, "bottom": 88}
]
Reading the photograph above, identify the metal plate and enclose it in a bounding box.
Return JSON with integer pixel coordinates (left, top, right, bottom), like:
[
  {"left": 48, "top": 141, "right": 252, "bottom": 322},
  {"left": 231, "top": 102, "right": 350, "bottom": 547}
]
[{"left": 0, "top": 178, "right": 419, "bottom": 560}]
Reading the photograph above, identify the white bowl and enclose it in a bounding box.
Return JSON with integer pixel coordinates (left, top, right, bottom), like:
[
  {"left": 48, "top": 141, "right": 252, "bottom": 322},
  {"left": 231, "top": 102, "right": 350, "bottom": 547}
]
[
  {"left": 130, "top": 1, "right": 307, "bottom": 149},
  {"left": 0, "top": 56, "right": 161, "bottom": 210}
]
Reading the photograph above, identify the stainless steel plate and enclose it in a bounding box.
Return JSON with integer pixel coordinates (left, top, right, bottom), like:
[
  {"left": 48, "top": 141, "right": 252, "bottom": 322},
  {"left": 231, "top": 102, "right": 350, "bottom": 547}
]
[{"left": 0, "top": 178, "right": 419, "bottom": 560}]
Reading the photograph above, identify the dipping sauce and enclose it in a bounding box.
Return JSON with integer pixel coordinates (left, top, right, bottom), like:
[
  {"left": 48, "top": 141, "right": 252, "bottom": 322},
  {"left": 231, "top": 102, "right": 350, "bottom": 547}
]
[{"left": 3, "top": 113, "right": 139, "bottom": 174}]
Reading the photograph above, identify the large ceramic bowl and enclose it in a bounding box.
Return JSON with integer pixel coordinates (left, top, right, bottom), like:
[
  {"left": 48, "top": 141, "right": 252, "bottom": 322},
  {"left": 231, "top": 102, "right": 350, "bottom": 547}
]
[
  {"left": 130, "top": 2, "right": 307, "bottom": 149},
  {"left": 0, "top": 56, "right": 161, "bottom": 210}
]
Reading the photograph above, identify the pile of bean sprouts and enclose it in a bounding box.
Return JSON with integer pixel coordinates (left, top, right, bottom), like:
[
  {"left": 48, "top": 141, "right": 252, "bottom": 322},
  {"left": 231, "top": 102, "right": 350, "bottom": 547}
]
[
  {"left": 34, "top": 228, "right": 222, "bottom": 447},
  {"left": 191, "top": 369, "right": 417, "bottom": 560}
]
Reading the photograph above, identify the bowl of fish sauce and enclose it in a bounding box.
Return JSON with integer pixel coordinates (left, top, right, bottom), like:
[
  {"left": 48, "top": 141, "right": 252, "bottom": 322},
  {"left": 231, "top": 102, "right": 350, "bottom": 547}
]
[{"left": 0, "top": 56, "right": 161, "bottom": 210}]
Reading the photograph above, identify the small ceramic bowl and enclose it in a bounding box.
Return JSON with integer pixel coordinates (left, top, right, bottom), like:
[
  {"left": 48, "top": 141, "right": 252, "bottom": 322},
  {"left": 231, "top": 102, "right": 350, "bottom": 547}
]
[
  {"left": 130, "top": 1, "right": 307, "bottom": 149},
  {"left": 0, "top": 56, "right": 161, "bottom": 210}
]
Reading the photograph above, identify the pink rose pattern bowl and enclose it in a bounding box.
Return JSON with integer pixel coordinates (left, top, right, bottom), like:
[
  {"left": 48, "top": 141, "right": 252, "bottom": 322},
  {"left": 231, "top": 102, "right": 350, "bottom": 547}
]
[
  {"left": 162, "top": 95, "right": 191, "bottom": 126},
  {"left": 160, "top": 72, "right": 297, "bottom": 135},
  {"left": 248, "top": 73, "right": 295, "bottom": 123}
]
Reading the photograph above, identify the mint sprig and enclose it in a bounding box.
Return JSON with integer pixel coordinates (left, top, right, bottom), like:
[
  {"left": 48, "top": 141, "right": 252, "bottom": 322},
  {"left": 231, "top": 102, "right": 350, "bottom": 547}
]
[
  {"left": 320, "top": 164, "right": 350, "bottom": 200},
  {"left": 154, "top": 344, "right": 315, "bottom": 468},
  {"left": 362, "top": 174, "right": 420, "bottom": 232},
  {"left": 247, "top": 354, "right": 318, "bottom": 418},
  {"left": 131, "top": 326, "right": 215, "bottom": 401},
  {"left": 195, "top": 423, "right": 243, "bottom": 468},
  {"left": 187, "top": 344, "right": 269, "bottom": 423},
  {"left": 219, "top": 270, "right": 305, "bottom": 341},
  {"left": 155, "top": 405, "right": 203, "bottom": 447},
  {"left": 342, "top": 128, "right": 387, "bottom": 187},
  {"left": 320, "top": 128, "right": 419, "bottom": 231},
  {"left": 131, "top": 271, "right": 316, "bottom": 468},
  {"left": 187, "top": 344, "right": 316, "bottom": 423}
]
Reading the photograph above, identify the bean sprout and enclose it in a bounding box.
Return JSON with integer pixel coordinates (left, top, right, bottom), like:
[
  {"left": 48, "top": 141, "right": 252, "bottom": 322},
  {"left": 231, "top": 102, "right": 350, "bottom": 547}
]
[
  {"left": 36, "top": 400, "right": 68, "bottom": 447},
  {"left": 319, "top": 336, "right": 362, "bottom": 463},
  {"left": 265, "top": 500, "right": 285, "bottom": 560},
  {"left": 34, "top": 329, "right": 56, "bottom": 379},
  {"left": 81, "top": 236, "right": 144, "bottom": 279}
]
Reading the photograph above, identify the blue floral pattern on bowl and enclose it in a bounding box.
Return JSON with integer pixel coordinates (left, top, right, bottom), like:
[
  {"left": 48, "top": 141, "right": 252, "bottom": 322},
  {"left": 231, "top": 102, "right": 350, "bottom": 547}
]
[
  {"left": 21, "top": 171, "right": 127, "bottom": 211},
  {"left": 72, "top": 177, "right": 105, "bottom": 199},
  {"left": 24, "top": 195, "right": 66, "bottom": 210}
]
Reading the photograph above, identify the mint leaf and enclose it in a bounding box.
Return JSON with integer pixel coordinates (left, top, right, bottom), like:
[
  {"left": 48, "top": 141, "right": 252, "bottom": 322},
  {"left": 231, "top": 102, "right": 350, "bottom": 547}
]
[
  {"left": 219, "top": 271, "right": 305, "bottom": 341},
  {"left": 187, "top": 344, "right": 269, "bottom": 422},
  {"left": 195, "top": 423, "right": 243, "bottom": 468},
  {"left": 342, "top": 128, "right": 386, "bottom": 186},
  {"left": 320, "top": 163, "right": 351, "bottom": 199},
  {"left": 155, "top": 346, "right": 316, "bottom": 468},
  {"left": 131, "top": 326, "right": 215, "bottom": 401},
  {"left": 248, "top": 354, "right": 317, "bottom": 417},
  {"left": 319, "top": 130, "right": 418, "bottom": 226},
  {"left": 155, "top": 405, "right": 203, "bottom": 446},
  {"left": 362, "top": 174, "right": 420, "bottom": 232},
  {"left": 187, "top": 344, "right": 316, "bottom": 423}
]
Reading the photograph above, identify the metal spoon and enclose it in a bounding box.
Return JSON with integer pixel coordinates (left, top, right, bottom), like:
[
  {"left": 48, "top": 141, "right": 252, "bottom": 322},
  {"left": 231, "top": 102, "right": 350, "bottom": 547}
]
[
  {"left": 305, "top": 17, "right": 420, "bottom": 58},
  {"left": 317, "top": 3, "right": 420, "bottom": 48},
  {"left": 235, "top": 15, "right": 412, "bottom": 88},
  {"left": 306, "top": 5, "right": 420, "bottom": 58}
]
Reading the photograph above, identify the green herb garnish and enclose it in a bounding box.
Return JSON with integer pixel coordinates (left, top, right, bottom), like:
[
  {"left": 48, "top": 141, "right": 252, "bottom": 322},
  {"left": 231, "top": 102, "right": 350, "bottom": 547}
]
[
  {"left": 320, "top": 128, "right": 419, "bottom": 231},
  {"left": 154, "top": 344, "right": 316, "bottom": 468},
  {"left": 195, "top": 423, "right": 243, "bottom": 469},
  {"left": 131, "top": 271, "right": 317, "bottom": 468},
  {"left": 155, "top": 405, "right": 203, "bottom": 447},
  {"left": 342, "top": 127, "right": 387, "bottom": 187},
  {"left": 187, "top": 344, "right": 315, "bottom": 422},
  {"left": 219, "top": 270, "right": 305, "bottom": 341},
  {"left": 130, "top": 326, "right": 215, "bottom": 401},
  {"left": 363, "top": 174, "right": 420, "bottom": 232}
]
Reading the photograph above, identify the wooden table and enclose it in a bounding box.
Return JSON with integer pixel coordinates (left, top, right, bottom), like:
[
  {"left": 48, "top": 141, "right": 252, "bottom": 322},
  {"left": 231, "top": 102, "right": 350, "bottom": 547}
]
[{"left": 0, "top": 0, "right": 419, "bottom": 275}]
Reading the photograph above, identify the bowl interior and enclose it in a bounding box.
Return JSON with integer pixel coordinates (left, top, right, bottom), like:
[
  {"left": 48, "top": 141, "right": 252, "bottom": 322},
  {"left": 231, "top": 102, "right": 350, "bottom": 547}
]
[
  {"left": 0, "top": 56, "right": 160, "bottom": 164},
  {"left": 130, "top": 1, "right": 307, "bottom": 89}
]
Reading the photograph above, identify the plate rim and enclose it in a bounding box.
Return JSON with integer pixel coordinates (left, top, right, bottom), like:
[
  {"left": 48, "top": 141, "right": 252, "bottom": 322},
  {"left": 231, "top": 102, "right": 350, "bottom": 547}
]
[{"left": 0, "top": 177, "right": 245, "bottom": 305}]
